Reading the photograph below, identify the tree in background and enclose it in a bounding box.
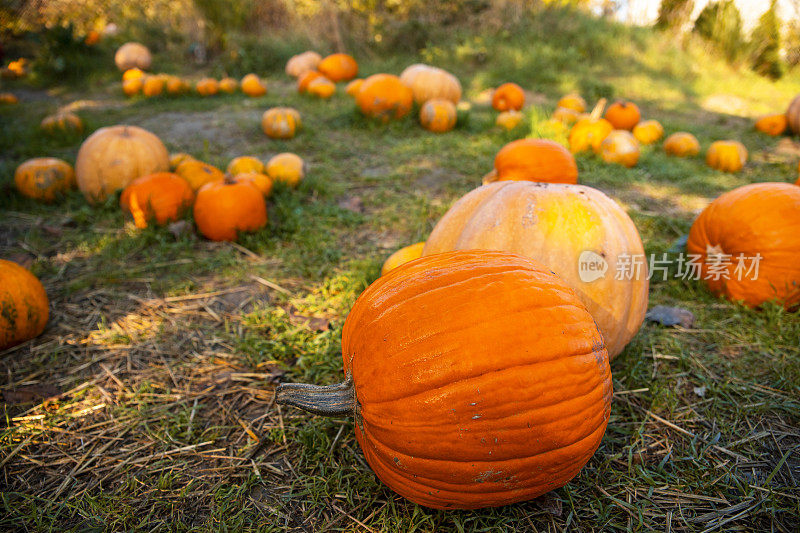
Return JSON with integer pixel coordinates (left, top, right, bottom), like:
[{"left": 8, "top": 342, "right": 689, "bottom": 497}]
[
  {"left": 693, "top": 0, "right": 743, "bottom": 63},
  {"left": 655, "top": 0, "right": 694, "bottom": 31},
  {"left": 750, "top": 0, "right": 784, "bottom": 79}
]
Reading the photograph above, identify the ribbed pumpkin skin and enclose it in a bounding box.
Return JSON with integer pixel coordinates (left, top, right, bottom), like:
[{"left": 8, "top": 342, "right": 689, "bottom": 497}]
[
  {"left": 687, "top": 182, "right": 800, "bottom": 309},
  {"left": 75, "top": 125, "right": 169, "bottom": 203},
  {"left": 120, "top": 172, "right": 195, "bottom": 228},
  {"left": 786, "top": 94, "right": 800, "bottom": 134},
  {"left": 41, "top": 112, "right": 83, "bottom": 135},
  {"left": 15, "top": 158, "right": 76, "bottom": 202},
  {"left": 491, "top": 139, "right": 578, "bottom": 184},
  {"left": 0, "top": 260, "right": 49, "bottom": 350},
  {"left": 356, "top": 74, "right": 413, "bottom": 121},
  {"left": 342, "top": 250, "right": 612, "bottom": 509},
  {"left": 604, "top": 101, "right": 640, "bottom": 130},
  {"left": 193, "top": 180, "right": 267, "bottom": 241},
  {"left": 318, "top": 53, "right": 358, "bottom": 82},
  {"left": 399, "top": 64, "right": 462, "bottom": 104},
  {"left": 380, "top": 242, "right": 425, "bottom": 276},
  {"left": 423, "top": 182, "right": 648, "bottom": 358}
]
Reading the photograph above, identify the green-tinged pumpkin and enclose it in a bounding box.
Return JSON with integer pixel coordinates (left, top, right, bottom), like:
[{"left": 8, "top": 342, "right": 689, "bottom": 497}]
[{"left": 14, "top": 158, "right": 76, "bottom": 202}]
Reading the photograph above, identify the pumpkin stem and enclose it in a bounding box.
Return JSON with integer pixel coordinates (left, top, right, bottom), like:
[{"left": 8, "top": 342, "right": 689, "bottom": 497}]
[
  {"left": 275, "top": 374, "right": 355, "bottom": 417},
  {"left": 589, "top": 98, "right": 607, "bottom": 120}
]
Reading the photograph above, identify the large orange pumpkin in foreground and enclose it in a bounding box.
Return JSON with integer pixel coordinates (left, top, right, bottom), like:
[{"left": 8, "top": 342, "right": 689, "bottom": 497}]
[
  {"left": 114, "top": 42, "right": 152, "bottom": 71},
  {"left": 423, "top": 181, "right": 648, "bottom": 358},
  {"left": 0, "top": 260, "right": 49, "bottom": 350},
  {"left": 276, "top": 250, "right": 612, "bottom": 509},
  {"left": 356, "top": 74, "right": 413, "bottom": 121},
  {"left": 120, "top": 172, "right": 195, "bottom": 228},
  {"left": 491, "top": 82, "right": 525, "bottom": 111},
  {"left": 15, "top": 158, "right": 76, "bottom": 202},
  {"left": 193, "top": 178, "right": 267, "bottom": 241},
  {"left": 687, "top": 182, "right": 800, "bottom": 309},
  {"left": 75, "top": 125, "right": 169, "bottom": 203},
  {"left": 317, "top": 53, "right": 358, "bottom": 82},
  {"left": 482, "top": 138, "right": 578, "bottom": 185}
]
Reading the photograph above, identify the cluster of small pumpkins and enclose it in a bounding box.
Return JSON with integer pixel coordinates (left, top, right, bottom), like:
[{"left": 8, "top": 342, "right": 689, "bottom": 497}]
[
  {"left": 121, "top": 68, "right": 268, "bottom": 99},
  {"left": 14, "top": 124, "right": 306, "bottom": 242}
]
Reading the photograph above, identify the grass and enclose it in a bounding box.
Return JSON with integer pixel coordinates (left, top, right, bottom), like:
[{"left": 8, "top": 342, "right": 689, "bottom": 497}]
[{"left": 1, "top": 7, "right": 799, "bottom": 531}]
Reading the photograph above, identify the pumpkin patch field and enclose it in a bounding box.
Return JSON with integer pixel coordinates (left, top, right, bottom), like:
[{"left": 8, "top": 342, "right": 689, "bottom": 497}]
[{"left": 1, "top": 3, "right": 800, "bottom": 531}]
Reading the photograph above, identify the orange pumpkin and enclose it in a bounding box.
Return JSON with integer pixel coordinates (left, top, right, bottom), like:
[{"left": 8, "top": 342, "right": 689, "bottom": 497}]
[
  {"left": 663, "top": 132, "right": 700, "bottom": 157},
  {"left": 317, "top": 53, "right": 358, "bottom": 82},
  {"left": 557, "top": 94, "right": 587, "bottom": 113},
  {"left": 276, "top": 250, "right": 612, "bottom": 509},
  {"left": 706, "top": 140, "right": 747, "bottom": 173},
  {"left": 142, "top": 75, "right": 164, "bottom": 97},
  {"left": 40, "top": 112, "right": 83, "bottom": 135},
  {"left": 265, "top": 153, "right": 305, "bottom": 187},
  {"left": 355, "top": 74, "right": 413, "bottom": 121},
  {"left": 754, "top": 113, "right": 787, "bottom": 136},
  {"left": 114, "top": 42, "right": 152, "bottom": 71},
  {"left": 85, "top": 30, "right": 100, "bottom": 46},
  {"left": 399, "top": 64, "right": 462, "bottom": 105},
  {"left": 122, "top": 68, "right": 145, "bottom": 81},
  {"left": 419, "top": 99, "right": 457, "bottom": 133},
  {"left": 120, "top": 172, "right": 194, "bottom": 228},
  {"left": 483, "top": 138, "right": 578, "bottom": 185},
  {"left": 687, "top": 182, "right": 800, "bottom": 309},
  {"left": 169, "top": 152, "right": 195, "bottom": 170},
  {"left": 307, "top": 76, "right": 336, "bottom": 98},
  {"left": 285, "top": 51, "right": 322, "bottom": 78},
  {"left": 604, "top": 100, "right": 640, "bottom": 130},
  {"left": 122, "top": 78, "right": 142, "bottom": 97},
  {"left": 196, "top": 78, "right": 219, "bottom": 96},
  {"left": 495, "top": 110, "right": 523, "bottom": 130},
  {"left": 75, "top": 125, "right": 169, "bottom": 203},
  {"left": 491, "top": 82, "right": 525, "bottom": 111},
  {"left": 632, "top": 119, "right": 664, "bottom": 145},
  {"left": 380, "top": 242, "right": 425, "bottom": 276},
  {"left": 599, "top": 130, "right": 640, "bottom": 167},
  {"left": 297, "top": 70, "right": 323, "bottom": 93},
  {"left": 345, "top": 78, "right": 364, "bottom": 97},
  {"left": 165, "top": 76, "right": 187, "bottom": 95},
  {"left": 219, "top": 77, "right": 238, "bottom": 93},
  {"left": 786, "top": 94, "right": 800, "bottom": 134},
  {"left": 175, "top": 160, "right": 225, "bottom": 191},
  {"left": 0, "top": 260, "right": 49, "bottom": 350},
  {"left": 423, "top": 182, "right": 648, "bottom": 358},
  {"left": 241, "top": 74, "right": 267, "bottom": 97},
  {"left": 232, "top": 172, "right": 273, "bottom": 197},
  {"left": 0, "top": 92, "right": 18, "bottom": 104},
  {"left": 193, "top": 178, "right": 267, "bottom": 241},
  {"left": 569, "top": 99, "right": 613, "bottom": 153},
  {"left": 227, "top": 156, "right": 264, "bottom": 176},
  {"left": 261, "top": 107, "right": 302, "bottom": 139},
  {"left": 15, "top": 158, "right": 76, "bottom": 202}
]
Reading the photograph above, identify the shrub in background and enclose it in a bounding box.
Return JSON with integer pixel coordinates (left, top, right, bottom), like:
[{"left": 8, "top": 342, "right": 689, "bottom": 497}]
[
  {"left": 749, "top": 0, "right": 784, "bottom": 80},
  {"left": 693, "top": 0, "right": 743, "bottom": 63},
  {"left": 656, "top": 0, "right": 694, "bottom": 31}
]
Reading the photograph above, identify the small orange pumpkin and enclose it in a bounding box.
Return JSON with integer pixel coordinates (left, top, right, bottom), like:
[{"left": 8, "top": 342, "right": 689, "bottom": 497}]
[
  {"left": 219, "top": 77, "right": 238, "bottom": 93},
  {"left": 495, "top": 110, "right": 523, "bottom": 130},
  {"left": 0, "top": 260, "right": 49, "bottom": 350},
  {"left": 40, "top": 112, "right": 83, "bottom": 135},
  {"left": 227, "top": 156, "right": 264, "bottom": 176},
  {"left": 307, "top": 76, "right": 336, "bottom": 98},
  {"left": 15, "top": 158, "right": 76, "bottom": 202},
  {"left": 122, "top": 78, "right": 143, "bottom": 97},
  {"left": 142, "top": 75, "right": 165, "bottom": 97},
  {"left": 663, "top": 132, "right": 700, "bottom": 157},
  {"left": 632, "top": 119, "right": 664, "bottom": 145},
  {"left": 261, "top": 107, "right": 302, "bottom": 139},
  {"left": 605, "top": 100, "right": 641, "bottom": 130},
  {"left": 706, "top": 140, "right": 747, "bottom": 173},
  {"left": 196, "top": 78, "right": 219, "bottom": 96},
  {"left": 687, "top": 182, "right": 800, "bottom": 309},
  {"left": 297, "top": 70, "right": 323, "bottom": 93},
  {"left": 568, "top": 99, "right": 613, "bottom": 153},
  {"left": 419, "top": 99, "right": 457, "bottom": 133},
  {"left": 286, "top": 51, "right": 322, "bottom": 78},
  {"left": 123, "top": 68, "right": 145, "bottom": 81},
  {"left": 483, "top": 138, "right": 578, "bottom": 185},
  {"left": 317, "top": 53, "right": 358, "bottom": 82},
  {"left": 232, "top": 172, "right": 273, "bottom": 197},
  {"left": 557, "top": 94, "right": 587, "bottom": 113},
  {"left": 241, "top": 74, "right": 267, "bottom": 97},
  {"left": 193, "top": 178, "right": 267, "bottom": 241},
  {"left": 355, "top": 74, "right": 413, "bottom": 121},
  {"left": 265, "top": 153, "right": 305, "bottom": 187},
  {"left": 599, "top": 130, "right": 640, "bottom": 168},
  {"left": 169, "top": 152, "right": 195, "bottom": 171},
  {"left": 754, "top": 113, "right": 787, "bottom": 136},
  {"left": 381, "top": 242, "right": 425, "bottom": 276},
  {"left": 0, "top": 92, "right": 19, "bottom": 104},
  {"left": 175, "top": 160, "right": 225, "bottom": 191},
  {"left": 165, "top": 76, "right": 187, "bottom": 95},
  {"left": 491, "top": 83, "right": 525, "bottom": 111},
  {"left": 120, "top": 172, "right": 195, "bottom": 228},
  {"left": 345, "top": 78, "right": 364, "bottom": 98}
]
